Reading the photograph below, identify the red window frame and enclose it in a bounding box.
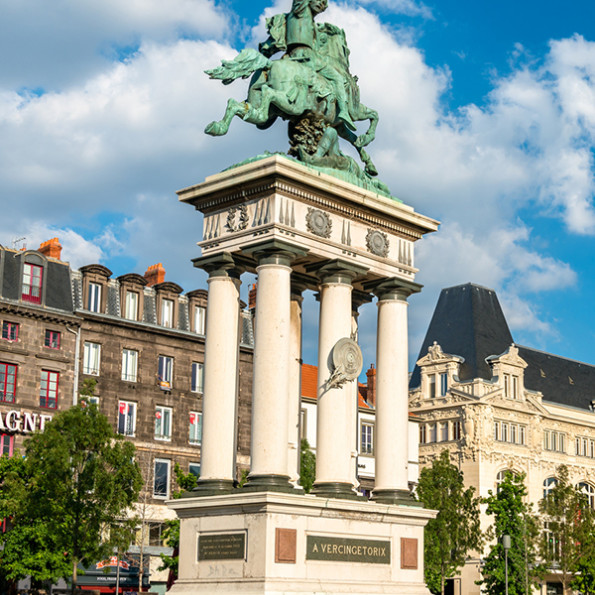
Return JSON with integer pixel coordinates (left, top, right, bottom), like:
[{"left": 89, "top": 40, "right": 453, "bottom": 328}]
[
  {"left": 0, "top": 362, "right": 17, "bottom": 403},
  {"left": 44, "top": 329, "right": 61, "bottom": 349},
  {"left": 40, "top": 370, "right": 59, "bottom": 409},
  {"left": 1, "top": 322, "right": 18, "bottom": 341},
  {"left": 22, "top": 263, "right": 43, "bottom": 304},
  {"left": 0, "top": 433, "right": 14, "bottom": 456}
]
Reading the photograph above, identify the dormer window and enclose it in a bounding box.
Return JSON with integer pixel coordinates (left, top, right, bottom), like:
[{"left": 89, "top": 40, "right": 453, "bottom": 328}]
[
  {"left": 88, "top": 282, "right": 102, "bottom": 312},
  {"left": 503, "top": 373, "right": 519, "bottom": 399},
  {"left": 161, "top": 299, "right": 174, "bottom": 327},
  {"left": 22, "top": 263, "right": 43, "bottom": 303},
  {"left": 195, "top": 305, "right": 206, "bottom": 335},
  {"left": 125, "top": 291, "right": 139, "bottom": 321},
  {"left": 429, "top": 375, "right": 436, "bottom": 398}
]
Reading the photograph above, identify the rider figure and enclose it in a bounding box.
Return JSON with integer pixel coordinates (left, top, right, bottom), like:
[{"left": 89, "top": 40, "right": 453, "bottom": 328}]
[{"left": 285, "top": 0, "right": 356, "bottom": 131}]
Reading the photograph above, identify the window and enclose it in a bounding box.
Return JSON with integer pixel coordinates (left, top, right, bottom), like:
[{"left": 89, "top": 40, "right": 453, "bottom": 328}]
[
  {"left": 576, "top": 436, "right": 595, "bottom": 458},
  {"left": 124, "top": 291, "right": 138, "bottom": 321},
  {"left": 40, "top": 370, "right": 59, "bottom": 408},
  {"left": 158, "top": 356, "right": 173, "bottom": 389},
  {"left": 44, "top": 330, "right": 60, "bottom": 349},
  {"left": 440, "top": 422, "right": 449, "bottom": 442},
  {"left": 189, "top": 463, "right": 200, "bottom": 479},
  {"left": 504, "top": 373, "right": 519, "bottom": 399},
  {"left": 543, "top": 477, "right": 558, "bottom": 499},
  {"left": 428, "top": 375, "right": 436, "bottom": 398},
  {"left": 153, "top": 459, "right": 170, "bottom": 498},
  {"left": 118, "top": 401, "right": 136, "bottom": 436},
  {"left": 429, "top": 423, "right": 437, "bottom": 443},
  {"left": 300, "top": 408, "right": 307, "bottom": 440},
  {"left": 360, "top": 422, "right": 374, "bottom": 455},
  {"left": 578, "top": 482, "right": 595, "bottom": 509},
  {"left": 440, "top": 372, "right": 448, "bottom": 396},
  {"left": 496, "top": 469, "right": 518, "bottom": 490},
  {"left": 22, "top": 263, "right": 43, "bottom": 303},
  {"left": 83, "top": 342, "right": 101, "bottom": 375},
  {"left": 495, "top": 420, "right": 526, "bottom": 445},
  {"left": 148, "top": 522, "right": 166, "bottom": 546},
  {"left": 453, "top": 420, "right": 462, "bottom": 441},
  {"left": 1, "top": 322, "right": 18, "bottom": 342},
  {"left": 1, "top": 434, "right": 14, "bottom": 456},
  {"left": 191, "top": 362, "right": 204, "bottom": 394},
  {"left": 419, "top": 424, "right": 426, "bottom": 444},
  {"left": 161, "top": 299, "right": 174, "bottom": 327},
  {"left": 194, "top": 305, "right": 206, "bottom": 335},
  {"left": 155, "top": 406, "right": 172, "bottom": 441},
  {"left": 544, "top": 430, "right": 566, "bottom": 453},
  {"left": 88, "top": 282, "right": 102, "bottom": 312},
  {"left": 189, "top": 411, "right": 202, "bottom": 445},
  {"left": 0, "top": 363, "right": 17, "bottom": 403},
  {"left": 122, "top": 349, "right": 138, "bottom": 382}
]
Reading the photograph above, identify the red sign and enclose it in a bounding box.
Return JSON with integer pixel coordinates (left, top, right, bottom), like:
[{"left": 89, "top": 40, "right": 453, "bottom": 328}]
[{"left": 119, "top": 403, "right": 128, "bottom": 415}]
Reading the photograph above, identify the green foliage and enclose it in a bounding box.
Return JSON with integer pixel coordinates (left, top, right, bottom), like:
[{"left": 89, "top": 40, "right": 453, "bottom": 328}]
[
  {"left": 0, "top": 402, "right": 142, "bottom": 587},
  {"left": 172, "top": 462, "right": 198, "bottom": 496},
  {"left": 299, "top": 438, "right": 316, "bottom": 494},
  {"left": 479, "top": 471, "right": 543, "bottom": 595},
  {"left": 539, "top": 465, "right": 595, "bottom": 593},
  {"left": 416, "top": 450, "right": 483, "bottom": 595}
]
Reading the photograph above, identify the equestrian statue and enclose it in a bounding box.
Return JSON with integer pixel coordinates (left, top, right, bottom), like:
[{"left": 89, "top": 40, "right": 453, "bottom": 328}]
[{"left": 204, "top": 0, "right": 388, "bottom": 194}]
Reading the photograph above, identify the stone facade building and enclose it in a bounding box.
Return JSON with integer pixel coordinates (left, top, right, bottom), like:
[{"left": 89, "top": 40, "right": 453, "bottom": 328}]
[
  {"left": 0, "top": 238, "right": 254, "bottom": 593},
  {"left": 409, "top": 283, "right": 595, "bottom": 595}
]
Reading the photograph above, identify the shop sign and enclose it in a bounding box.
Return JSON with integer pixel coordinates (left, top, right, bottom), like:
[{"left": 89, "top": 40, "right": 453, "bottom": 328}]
[{"left": 0, "top": 409, "right": 53, "bottom": 433}]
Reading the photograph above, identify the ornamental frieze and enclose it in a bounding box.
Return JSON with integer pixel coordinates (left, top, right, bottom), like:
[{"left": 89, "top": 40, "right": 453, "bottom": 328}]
[
  {"left": 306, "top": 208, "right": 332, "bottom": 238},
  {"left": 366, "top": 228, "right": 389, "bottom": 258},
  {"left": 225, "top": 205, "right": 249, "bottom": 232}
]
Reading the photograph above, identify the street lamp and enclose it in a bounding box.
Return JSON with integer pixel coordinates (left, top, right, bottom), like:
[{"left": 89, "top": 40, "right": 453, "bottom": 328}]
[{"left": 503, "top": 534, "right": 511, "bottom": 595}]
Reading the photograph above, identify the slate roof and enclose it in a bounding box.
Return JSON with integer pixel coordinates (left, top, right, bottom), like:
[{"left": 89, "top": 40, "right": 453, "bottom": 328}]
[
  {"left": 410, "top": 283, "right": 513, "bottom": 387},
  {"left": 410, "top": 283, "right": 595, "bottom": 411}
]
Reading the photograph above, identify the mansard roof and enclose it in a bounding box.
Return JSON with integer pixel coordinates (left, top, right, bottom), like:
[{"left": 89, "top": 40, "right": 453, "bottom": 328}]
[
  {"left": 411, "top": 282, "right": 595, "bottom": 411},
  {"left": 410, "top": 283, "right": 513, "bottom": 387}
]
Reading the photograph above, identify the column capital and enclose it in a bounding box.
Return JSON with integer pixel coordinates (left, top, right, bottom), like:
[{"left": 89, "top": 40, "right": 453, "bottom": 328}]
[
  {"left": 364, "top": 277, "right": 422, "bottom": 301},
  {"left": 243, "top": 239, "right": 308, "bottom": 267},
  {"left": 192, "top": 252, "right": 248, "bottom": 279},
  {"left": 306, "top": 259, "right": 368, "bottom": 285},
  {"left": 352, "top": 289, "right": 374, "bottom": 312}
]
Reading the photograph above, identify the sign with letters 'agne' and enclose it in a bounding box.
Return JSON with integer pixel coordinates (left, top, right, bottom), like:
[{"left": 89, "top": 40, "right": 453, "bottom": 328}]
[
  {"left": 306, "top": 535, "right": 391, "bottom": 564},
  {"left": 0, "top": 409, "right": 53, "bottom": 433}
]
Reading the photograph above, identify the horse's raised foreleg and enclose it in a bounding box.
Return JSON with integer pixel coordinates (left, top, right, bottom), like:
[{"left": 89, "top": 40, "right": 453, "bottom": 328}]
[
  {"left": 354, "top": 107, "right": 378, "bottom": 149},
  {"left": 205, "top": 98, "right": 249, "bottom": 136},
  {"left": 242, "top": 85, "right": 303, "bottom": 126}
]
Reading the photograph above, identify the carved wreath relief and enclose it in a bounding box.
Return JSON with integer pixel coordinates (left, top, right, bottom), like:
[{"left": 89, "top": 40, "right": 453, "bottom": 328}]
[
  {"left": 326, "top": 337, "right": 363, "bottom": 389},
  {"left": 225, "top": 205, "right": 249, "bottom": 232},
  {"left": 366, "top": 229, "right": 389, "bottom": 258},
  {"left": 306, "top": 208, "right": 332, "bottom": 239}
]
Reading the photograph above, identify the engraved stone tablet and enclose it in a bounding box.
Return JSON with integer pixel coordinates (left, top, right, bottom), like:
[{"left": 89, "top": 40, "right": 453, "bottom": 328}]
[
  {"left": 198, "top": 532, "right": 246, "bottom": 561},
  {"left": 306, "top": 535, "right": 390, "bottom": 564}
]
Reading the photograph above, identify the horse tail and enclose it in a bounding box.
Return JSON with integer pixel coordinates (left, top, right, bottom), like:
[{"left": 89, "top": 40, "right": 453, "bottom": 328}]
[{"left": 205, "top": 49, "right": 271, "bottom": 85}]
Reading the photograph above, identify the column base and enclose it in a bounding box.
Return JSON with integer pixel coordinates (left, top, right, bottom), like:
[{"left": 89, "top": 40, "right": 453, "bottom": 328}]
[
  {"left": 370, "top": 488, "right": 422, "bottom": 507},
  {"left": 243, "top": 474, "right": 297, "bottom": 493},
  {"left": 187, "top": 478, "right": 235, "bottom": 497},
  {"left": 311, "top": 482, "right": 365, "bottom": 500}
]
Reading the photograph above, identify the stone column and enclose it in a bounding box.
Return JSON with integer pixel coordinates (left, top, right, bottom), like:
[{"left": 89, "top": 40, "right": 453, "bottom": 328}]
[
  {"left": 308, "top": 260, "right": 367, "bottom": 499},
  {"left": 244, "top": 241, "right": 306, "bottom": 491},
  {"left": 288, "top": 278, "right": 308, "bottom": 486},
  {"left": 369, "top": 278, "right": 421, "bottom": 504},
  {"left": 350, "top": 291, "right": 372, "bottom": 489},
  {"left": 192, "top": 253, "right": 243, "bottom": 493}
]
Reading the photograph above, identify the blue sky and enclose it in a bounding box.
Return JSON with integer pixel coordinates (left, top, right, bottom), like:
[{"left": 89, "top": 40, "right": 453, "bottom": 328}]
[{"left": 1, "top": 0, "right": 594, "bottom": 372}]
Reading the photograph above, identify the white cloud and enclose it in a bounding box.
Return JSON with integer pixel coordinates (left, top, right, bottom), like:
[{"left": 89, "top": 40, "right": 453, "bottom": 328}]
[{"left": 353, "top": 0, "right": 433, "bottom": 19}]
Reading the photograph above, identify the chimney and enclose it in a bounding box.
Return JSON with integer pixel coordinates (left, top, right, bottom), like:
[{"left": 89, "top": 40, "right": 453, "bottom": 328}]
[
  {"left": 144, "top": 263, "right": 166, "bottom": 286},
  {"left": 366, "top": 364, "right": 377, "bottom": 407},
  {"left": 248, "top": 283, "right": 257, "bottom": 311},
  {"left": 38, "top": 237, "right": 62, "bottom": 260}
]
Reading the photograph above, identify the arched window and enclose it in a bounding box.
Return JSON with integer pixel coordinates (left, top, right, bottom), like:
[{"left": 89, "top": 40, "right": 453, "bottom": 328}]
[
  {"left": 578, "top": 482, "right": 595, "bottom": 509},
  {"left": 496, "top": 469, "right": 518, "bottom": 491},
  {"left": 543, "top": 477, "right": 558, "bottom": 499}
]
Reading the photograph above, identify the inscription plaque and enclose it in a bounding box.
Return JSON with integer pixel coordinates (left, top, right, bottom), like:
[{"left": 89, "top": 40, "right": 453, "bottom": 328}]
[
  {"left": 197, "top": 532, "right": 246, "bottom": 561},
  {"left": 306, "top": 535, "right": 390, "bottom": 564}
]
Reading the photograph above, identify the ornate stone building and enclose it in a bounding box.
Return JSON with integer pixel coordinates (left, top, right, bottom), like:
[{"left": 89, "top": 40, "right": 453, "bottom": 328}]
[{"left": 409, "top": 283, "right": 595, "bottom": 595}]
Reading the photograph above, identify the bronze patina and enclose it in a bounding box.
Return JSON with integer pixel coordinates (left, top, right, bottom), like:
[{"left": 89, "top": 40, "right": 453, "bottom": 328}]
[{"left": 205, "top": 0, "right": 388, "bottom": 194}]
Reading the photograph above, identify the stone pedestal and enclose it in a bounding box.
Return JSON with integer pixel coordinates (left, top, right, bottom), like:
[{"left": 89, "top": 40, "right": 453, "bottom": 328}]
[{"left": 170, "top": 492, "right": 435, "bottom": 595}]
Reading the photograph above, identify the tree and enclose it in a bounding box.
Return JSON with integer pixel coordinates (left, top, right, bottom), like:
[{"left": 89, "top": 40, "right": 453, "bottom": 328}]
[
  {"left": 539, "top": 465, "right": 595, "bottom": 594},
  {"left": 479, "top": 471, "right": 543, "bottom": 595},
  {"left": 299, "top": 438, "right": 316, "bottom": 494},
  {"left": 416, "top": 450, "right": 483, "bottom": 595},
  {"left": 0, "top": 401, "right": 143, "bottom": 591}
]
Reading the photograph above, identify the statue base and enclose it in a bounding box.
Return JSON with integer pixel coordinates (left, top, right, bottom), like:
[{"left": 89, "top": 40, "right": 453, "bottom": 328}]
[{"left": 168, "top": 491, "right": 434, "bottom": 595}]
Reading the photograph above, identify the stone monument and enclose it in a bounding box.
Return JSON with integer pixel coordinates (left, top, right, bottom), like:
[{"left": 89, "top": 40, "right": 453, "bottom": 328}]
[{"left": 168, "top": 1, "right": 439, "bottom": 593}]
